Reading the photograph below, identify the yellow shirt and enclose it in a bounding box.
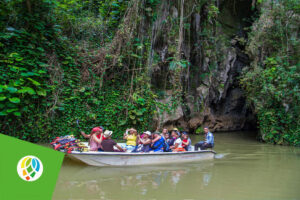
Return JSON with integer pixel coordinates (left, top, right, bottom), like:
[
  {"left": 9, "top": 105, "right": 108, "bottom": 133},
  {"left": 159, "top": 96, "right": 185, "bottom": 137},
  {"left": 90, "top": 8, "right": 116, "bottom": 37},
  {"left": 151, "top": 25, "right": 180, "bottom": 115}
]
[{"left": 126, "top": 135, "right": 137, "bottom": 146}]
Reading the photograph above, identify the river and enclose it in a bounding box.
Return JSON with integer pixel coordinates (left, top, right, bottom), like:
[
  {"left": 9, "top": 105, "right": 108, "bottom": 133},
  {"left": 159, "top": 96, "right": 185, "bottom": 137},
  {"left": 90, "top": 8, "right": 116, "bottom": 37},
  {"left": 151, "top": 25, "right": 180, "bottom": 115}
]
[{"left": 52, "top": 132, "right": 300, "bottom": 200}]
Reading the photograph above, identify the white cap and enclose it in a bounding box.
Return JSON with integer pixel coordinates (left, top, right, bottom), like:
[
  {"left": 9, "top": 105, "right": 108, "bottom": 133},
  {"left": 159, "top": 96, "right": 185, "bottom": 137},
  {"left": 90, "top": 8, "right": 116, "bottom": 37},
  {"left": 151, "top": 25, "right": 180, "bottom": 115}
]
[{"left": 143, "top": 131, "right": 151, "bottom": 136}]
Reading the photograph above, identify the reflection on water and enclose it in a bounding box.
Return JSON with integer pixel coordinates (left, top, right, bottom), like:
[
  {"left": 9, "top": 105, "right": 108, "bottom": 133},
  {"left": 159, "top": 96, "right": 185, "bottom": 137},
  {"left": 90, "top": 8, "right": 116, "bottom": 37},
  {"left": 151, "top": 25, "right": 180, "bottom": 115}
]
[
  {"left": 53, "top": 132, "right": 300, "bottom": 200},
  {"left": 54, "top": 161, "right": 214, "bottom": 200}
]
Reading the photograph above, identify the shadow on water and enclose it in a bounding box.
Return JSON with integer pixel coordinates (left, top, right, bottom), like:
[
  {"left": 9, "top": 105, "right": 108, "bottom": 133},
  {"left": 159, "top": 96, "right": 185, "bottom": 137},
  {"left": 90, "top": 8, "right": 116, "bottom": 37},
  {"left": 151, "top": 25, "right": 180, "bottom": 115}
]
[{"left": 53, "top": 131, "right": 300, "bottom": 200}]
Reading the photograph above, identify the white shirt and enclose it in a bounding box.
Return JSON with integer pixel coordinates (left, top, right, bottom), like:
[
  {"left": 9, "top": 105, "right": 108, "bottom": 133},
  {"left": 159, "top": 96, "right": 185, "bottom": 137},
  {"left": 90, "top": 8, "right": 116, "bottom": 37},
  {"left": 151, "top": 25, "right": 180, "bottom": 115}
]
[{"left": 174, "top": 138, "right": 182, "bottom": 148}]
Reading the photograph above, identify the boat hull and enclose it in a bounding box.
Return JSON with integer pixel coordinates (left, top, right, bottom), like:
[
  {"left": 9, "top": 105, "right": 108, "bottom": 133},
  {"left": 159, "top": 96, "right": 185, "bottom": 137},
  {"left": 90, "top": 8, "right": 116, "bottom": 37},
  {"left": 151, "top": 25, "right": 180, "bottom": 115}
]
[{"left": 67, "top": 150, "right": 216, "bottom": 167}]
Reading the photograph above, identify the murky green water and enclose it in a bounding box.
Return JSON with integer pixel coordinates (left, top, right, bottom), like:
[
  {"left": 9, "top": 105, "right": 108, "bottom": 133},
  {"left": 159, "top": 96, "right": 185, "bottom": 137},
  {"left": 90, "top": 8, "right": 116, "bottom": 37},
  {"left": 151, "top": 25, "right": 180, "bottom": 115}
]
[{"left": 53, "top": 132, "right": 300, "bottom": 200}]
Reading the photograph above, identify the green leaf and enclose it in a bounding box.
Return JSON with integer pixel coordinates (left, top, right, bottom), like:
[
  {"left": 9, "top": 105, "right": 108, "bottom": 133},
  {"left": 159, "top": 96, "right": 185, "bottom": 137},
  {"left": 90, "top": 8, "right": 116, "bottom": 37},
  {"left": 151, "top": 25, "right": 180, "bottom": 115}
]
[
  {"left": 16, "top": 57, "right": 23, "bottom": 61},
  {"left": 37, "top": 89, "right": 46, "bottom": 96},
  {"left": 111, "top": 2, "right": 120, "bottom": 7},
  {"left": 0, "top": 111, "right": 7, "bottom": 116},
  {"left": 131, "top": 54, "right": 141, "bottom": 58},
  {"left": 9, "top": 52, "right": 19, "bottom": 57},
  {"left": 180, "top": 62, "right": 187, "bottom": 68},
  {"left": 9, "top": 97, "right": 20, "bottom": 103},
  {"left": 129, "top": 115, "right": 135, "bottom": 119},
  {"left": 169, "top": 61, "right": 177, "bottom": 70},
  {"left": 136, "top": 110, "right": 143, "bottom": 116},
  {"left": 13, "top": 80, "right": 22, "bottom": 87},
  {"left": 21, "top": 72, "right": 36, "bottom": 77},
  {"left": 0, "top": 85, "right": 7, "bottom": 89},
  {"left": 6, "top": 108, "right": 18, "bottom": 113},
  {"left": 0, "top": 96, "right": 6, "bottom": 101},
  {"left": 38, "top": 70, "right": 46, "bottom": 74},
  {"left": 18, "top": 87, "right": 36, "bottom": 95},
  {"left": 13, "top": 112, "right": 21, "bottom": 116},
  {"left": 119, "top": 120, "right": 127, "bottom": 126},
  {"left": 27, "top": 78, "right": 41, "bottom": 86},
  {"left": 36, "top": 47, "right": 44, "bottom": 52},
  {"left": 58, "top": 107, "right": 65, "bottom": 111},
  {"left": 111, "top": 10, "right": 120, "bottom": 15},
  {"left": 7, "top": 87, "right": 18, "bottom": 93}
]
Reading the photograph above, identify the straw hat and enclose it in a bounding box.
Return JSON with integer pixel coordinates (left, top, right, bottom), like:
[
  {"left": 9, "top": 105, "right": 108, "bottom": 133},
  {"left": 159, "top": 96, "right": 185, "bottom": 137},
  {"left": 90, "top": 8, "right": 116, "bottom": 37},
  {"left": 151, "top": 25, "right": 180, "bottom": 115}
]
[{"left": 103, "top": 130, "right": 113, "bottom": 137}]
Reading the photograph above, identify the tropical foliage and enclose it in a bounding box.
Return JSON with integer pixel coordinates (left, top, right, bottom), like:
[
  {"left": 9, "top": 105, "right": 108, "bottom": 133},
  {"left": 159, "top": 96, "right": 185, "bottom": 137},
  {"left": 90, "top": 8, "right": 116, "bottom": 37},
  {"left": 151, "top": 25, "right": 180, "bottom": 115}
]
[
  {"left": 241, "top": 0, "right": 300, "bottom": 145},
  {"left": 0, "top": 0, "right": 299, "bottom": 146},
  {"left": 0, "top": 0, "right": 163, "bottom": 141}
]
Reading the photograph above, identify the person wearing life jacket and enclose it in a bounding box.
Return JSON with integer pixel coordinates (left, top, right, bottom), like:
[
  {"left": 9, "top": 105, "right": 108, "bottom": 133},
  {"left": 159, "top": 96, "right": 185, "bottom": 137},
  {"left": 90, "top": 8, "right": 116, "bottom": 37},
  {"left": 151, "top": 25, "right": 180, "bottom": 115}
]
[
  {"left": 150, "top": 132, "right": 165, "bottom": 152},
  {"left": 123, "top": 128, "right": 138, "bottom": 152},
  {"left": 170, "top": 131, "right": 186, "bottom": 152},
  {"left": 88, "top": 127, "right": 104, "bottom": 151}
]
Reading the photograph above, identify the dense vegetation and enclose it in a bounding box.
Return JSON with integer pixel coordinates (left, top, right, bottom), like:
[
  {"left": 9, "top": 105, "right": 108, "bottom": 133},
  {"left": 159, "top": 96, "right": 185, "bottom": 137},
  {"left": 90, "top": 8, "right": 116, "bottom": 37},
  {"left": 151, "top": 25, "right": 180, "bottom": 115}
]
[
  {"left": 241, "top": 0, "right": 300, "bottom": 145},
  {"left": 0, "top": 0, "right": 299, "bottom": 145},
  {"left": 0, "top": 0, "right": 166, "bottom": 141}
]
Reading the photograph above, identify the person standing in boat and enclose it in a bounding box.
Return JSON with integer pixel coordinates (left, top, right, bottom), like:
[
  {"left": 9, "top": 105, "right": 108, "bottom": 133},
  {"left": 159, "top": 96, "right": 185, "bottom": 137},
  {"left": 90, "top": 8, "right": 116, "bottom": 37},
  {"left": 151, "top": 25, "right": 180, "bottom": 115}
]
[
  {"left": 194, "top": 127, "right": 214, "bottom": 150},
  {"left": 123, "top": 128, "right": 138, "bottom": 152},
  {"left": 87, "top": 127, "right": 104, "bottom": 151},
  {"left": 81, "top": 126, "right": 105, "bottom": 140},
  {"left": 101, "top": 130, "right": 124, "bottom": 152}
]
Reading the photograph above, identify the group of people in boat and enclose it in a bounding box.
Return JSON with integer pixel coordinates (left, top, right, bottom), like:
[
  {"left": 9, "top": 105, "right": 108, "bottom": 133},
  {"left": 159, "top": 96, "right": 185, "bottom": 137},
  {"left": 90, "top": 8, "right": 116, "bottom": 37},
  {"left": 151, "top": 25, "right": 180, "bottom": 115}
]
[{"left": 81, "top": 126, "right": 214, "bottom": 153}]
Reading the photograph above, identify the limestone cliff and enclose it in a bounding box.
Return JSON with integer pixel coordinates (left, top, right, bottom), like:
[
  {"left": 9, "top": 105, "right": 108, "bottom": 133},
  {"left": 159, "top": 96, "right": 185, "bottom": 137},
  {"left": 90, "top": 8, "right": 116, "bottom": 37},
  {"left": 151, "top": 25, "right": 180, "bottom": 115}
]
[{"left": 150, "top": 0, "right": 257, "bottom": 132}]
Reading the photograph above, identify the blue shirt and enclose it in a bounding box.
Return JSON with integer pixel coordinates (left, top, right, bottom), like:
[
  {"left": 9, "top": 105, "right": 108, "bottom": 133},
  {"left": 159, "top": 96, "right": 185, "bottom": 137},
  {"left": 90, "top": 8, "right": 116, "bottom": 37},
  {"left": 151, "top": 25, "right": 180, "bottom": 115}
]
[
  {"left": 152, "top": 137, "right": 165, "bottom": 152},
  {"left": 205, "top": 132, "right": 214, "bottom": 146}
]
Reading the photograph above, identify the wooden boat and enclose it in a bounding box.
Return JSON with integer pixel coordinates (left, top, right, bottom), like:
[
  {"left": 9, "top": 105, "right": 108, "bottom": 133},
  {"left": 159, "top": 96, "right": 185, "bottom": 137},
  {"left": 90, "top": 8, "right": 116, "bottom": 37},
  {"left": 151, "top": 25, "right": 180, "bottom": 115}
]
[{"left": 66, "top": 143, "right": 216, "bottom": 167}]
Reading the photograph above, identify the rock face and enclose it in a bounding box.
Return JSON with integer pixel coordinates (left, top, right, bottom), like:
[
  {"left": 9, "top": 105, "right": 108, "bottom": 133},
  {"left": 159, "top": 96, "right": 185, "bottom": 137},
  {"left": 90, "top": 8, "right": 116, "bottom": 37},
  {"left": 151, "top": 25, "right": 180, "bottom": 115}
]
[
  {"left": 155, "top": 48, "right": 256, "bottom": 132},
  {"left": 151, "top": 0, "right": 257, "bottom": 132},
  {"left": 155, "top": 91, "right": 184, "bottom": 125}
]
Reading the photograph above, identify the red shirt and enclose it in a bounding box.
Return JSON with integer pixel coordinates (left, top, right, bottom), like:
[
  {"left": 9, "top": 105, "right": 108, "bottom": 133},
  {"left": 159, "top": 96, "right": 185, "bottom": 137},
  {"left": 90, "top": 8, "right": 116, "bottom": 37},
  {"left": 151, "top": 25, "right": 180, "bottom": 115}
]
[
  {"left": 96, "top": 134, "right": 107, "bottom": 140},
  {"left": 138, "top": 133, "right": 145, "bottom": 144},
  {"left": 182, "top": 139, "right": 188, "bottom": 147}
]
